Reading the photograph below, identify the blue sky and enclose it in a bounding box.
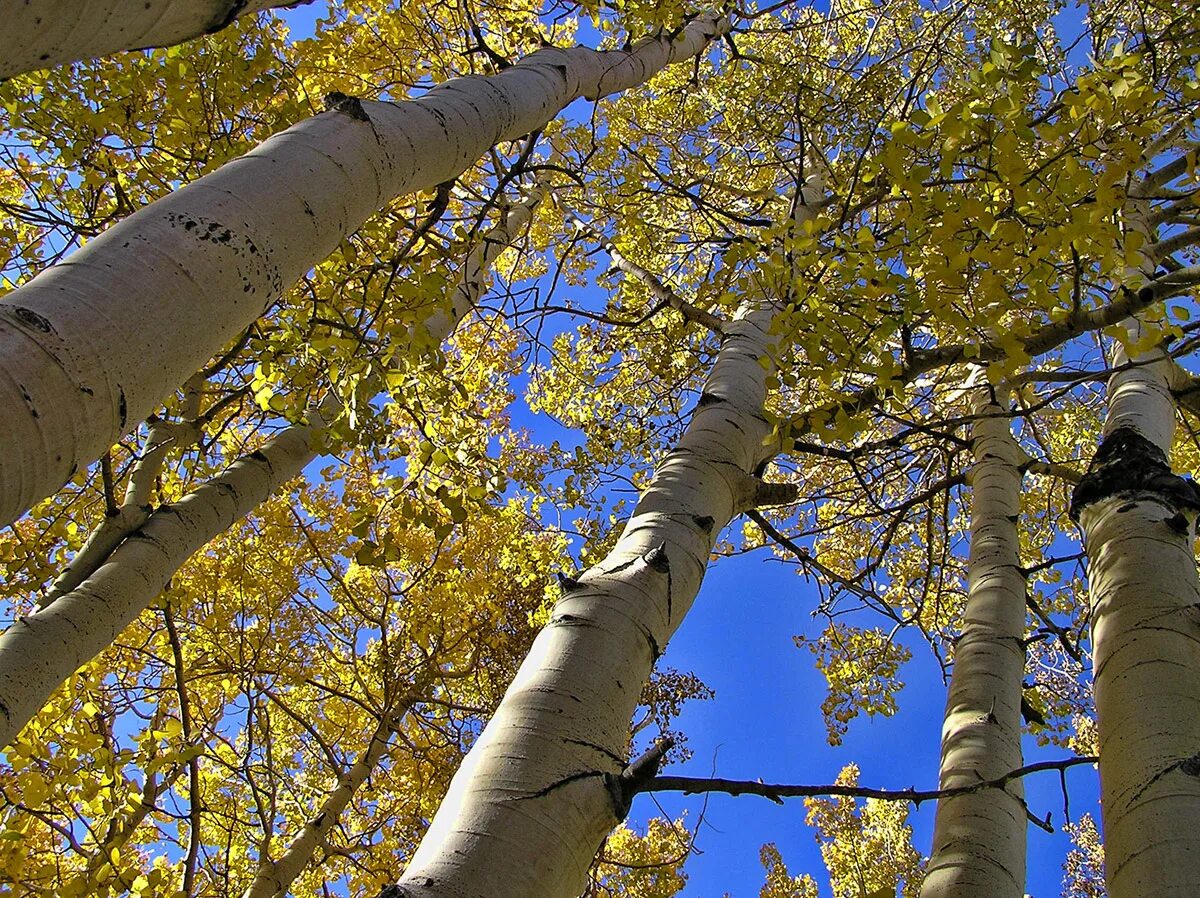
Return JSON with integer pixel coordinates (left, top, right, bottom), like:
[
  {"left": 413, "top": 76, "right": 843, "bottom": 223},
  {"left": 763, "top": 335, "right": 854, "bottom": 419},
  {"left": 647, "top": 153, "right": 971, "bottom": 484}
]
[{"left": 271, "top": 4, "right": 1103, "bottom": 896}]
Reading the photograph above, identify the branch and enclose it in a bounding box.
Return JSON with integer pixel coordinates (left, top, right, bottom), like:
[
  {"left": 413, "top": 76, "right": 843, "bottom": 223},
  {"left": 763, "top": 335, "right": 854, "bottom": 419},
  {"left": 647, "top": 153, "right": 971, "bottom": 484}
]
[
  {"left": 568, "top": 213, "right": 727, "bottom": 335},
  {"left": 1148, "top": 226, "right": 1200, "bottom": 262},
  {"left": 1023, "top": 459, "right": 1083, "bottom": 485},
  {"left": 641, "top": 756, "right": 1098, "bottom": 809},
  {"left": 39, "top": 415, "right": 201, "bottom": 609},
  {"left": 1137, "top": 142, "right": 1200, "bottom": 193},
  {"left": 791, "top": 266, "right": 1200, "bottom": 437}
]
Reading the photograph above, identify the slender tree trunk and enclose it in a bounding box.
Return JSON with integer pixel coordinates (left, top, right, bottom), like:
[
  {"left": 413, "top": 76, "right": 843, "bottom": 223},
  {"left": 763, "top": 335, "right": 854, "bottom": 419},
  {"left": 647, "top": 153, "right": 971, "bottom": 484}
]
[
  {"left": 920, "top": 374, "right": 1026, "bottom": 898},
  {"left": 243, "top": 673, "right": 432, "bottom": 898},
  {"left": 0, "top": 194, "right": 538, "bottom": 748},
  {"left": 0, "top": 1, "right": 314, "bottom": 79},
  {"left": 387, "top": 180, "right": 822, "bottom": 898},
  {"left": 0, "top": 15, "right": 727, "bottom": 530},
  {"left": 1071, "top": 320, "right": 1200, "bottom": 898}
]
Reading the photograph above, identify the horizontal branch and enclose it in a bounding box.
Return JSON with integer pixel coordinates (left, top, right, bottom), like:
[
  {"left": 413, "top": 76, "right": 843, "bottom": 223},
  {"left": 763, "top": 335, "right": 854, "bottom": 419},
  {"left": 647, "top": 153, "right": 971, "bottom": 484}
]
[{"left": 642, "top": 756, "right": 1097, "bottom": 808}]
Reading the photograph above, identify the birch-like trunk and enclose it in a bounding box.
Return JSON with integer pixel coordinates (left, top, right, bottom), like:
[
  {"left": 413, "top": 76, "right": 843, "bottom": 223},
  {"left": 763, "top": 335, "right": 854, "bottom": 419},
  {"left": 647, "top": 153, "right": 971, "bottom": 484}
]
[
  {"left": 0, "top": 1, "right": 313, "bottom": 79},
  {"left": 0, "top": 16, "right": 726, "bottom": 529},
  {"left": 1072, "top": 320, "right": 1200, "bottom": 898},
  {"left": 388, "top": 181, "right": 822, "bottom": 898},
  {"left": 920, "top": 375, "right": 1026, "bottom": 898},
  {"left": 1071, "top": 187, "right": 1200, "bottom": 896},
  {"left": 0, "top": 195, "right": 538, "bottom": 748}
]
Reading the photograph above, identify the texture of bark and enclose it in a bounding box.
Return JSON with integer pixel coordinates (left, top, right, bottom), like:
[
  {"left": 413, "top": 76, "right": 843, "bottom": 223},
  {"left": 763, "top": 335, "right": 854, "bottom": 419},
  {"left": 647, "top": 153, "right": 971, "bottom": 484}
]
[
  {"left": 0, "top": 1, "right": 315, "bottom": 79},
  {"left": 386, "top": 179, "right": 823, "bottom": 898},
  {"left": 0, "top": 196, "right": 538, "bottom": 749},
  {"left": 1073, "top": 321, "right": 1200, "bottom": 898},
  {"left": 920, "top": 376, "right": 1027, "bottom": 898},
  {"left": 0, "top": 15, "right": 727, "bottom": 529}
]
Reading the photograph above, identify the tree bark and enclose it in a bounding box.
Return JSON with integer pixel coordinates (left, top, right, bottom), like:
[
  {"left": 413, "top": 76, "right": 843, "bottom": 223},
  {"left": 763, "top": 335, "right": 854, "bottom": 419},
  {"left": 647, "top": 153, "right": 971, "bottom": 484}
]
[
  {"left": 0, "top": 1, "right": 314, "bottom": 79},
  {"left": 386, "top": 178, "right": 824, "bottom": 898},
  {"left": 1071, "top": 321, "right": 1200, "bottom": 898},
  {"left": 920, "top": 374, "right": 1027, "bottom": 898},
  {"left": 0, "top": 15, "right": 727, "bottom": 530},
  {"left": 0, "top": 195, "right": 538, "bottom": 748},
  {"left": 1071, "top": 188, "right": 1200, "bottom": 896}
]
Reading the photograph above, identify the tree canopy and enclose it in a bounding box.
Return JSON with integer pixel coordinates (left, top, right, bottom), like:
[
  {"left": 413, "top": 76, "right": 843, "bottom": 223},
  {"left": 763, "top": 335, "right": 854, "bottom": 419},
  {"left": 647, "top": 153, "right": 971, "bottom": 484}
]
[{"left": 1, "top": 1, "right": 1199, "bottom": 897}]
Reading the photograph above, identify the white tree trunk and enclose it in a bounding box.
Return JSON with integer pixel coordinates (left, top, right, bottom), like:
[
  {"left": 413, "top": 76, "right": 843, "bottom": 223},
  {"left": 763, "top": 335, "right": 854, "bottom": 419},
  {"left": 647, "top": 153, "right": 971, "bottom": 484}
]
[
  {"left": 0, "top": 15, "right": 727, "bottom": 529},
  {"left": 0, "top": 196, "right": 538, "bottom": 748},
  {"left": 920, "top": 375, "right": 1027, "bottom": 898},
  {"left": 1073, "top": 321, "right": 1200, "bottom": 898},
  {"left": 0, "top": 1, "right": 313, "bottom": 79},
  {"left": 1072, "top": 191, "right": 1200, "bottom": 896},
  {"left": 391, "top": 307, "right": 778, "bottom": 898},
  {"left": 390, "top": 180, "right": 822, "bottom": 898}
]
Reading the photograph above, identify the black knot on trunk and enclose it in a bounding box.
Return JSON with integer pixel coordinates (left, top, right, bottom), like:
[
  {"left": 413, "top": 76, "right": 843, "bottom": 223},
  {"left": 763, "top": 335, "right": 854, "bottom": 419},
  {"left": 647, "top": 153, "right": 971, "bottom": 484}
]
[{"left": 1070, "top": 426, "right": 1200, "bottom": 521}]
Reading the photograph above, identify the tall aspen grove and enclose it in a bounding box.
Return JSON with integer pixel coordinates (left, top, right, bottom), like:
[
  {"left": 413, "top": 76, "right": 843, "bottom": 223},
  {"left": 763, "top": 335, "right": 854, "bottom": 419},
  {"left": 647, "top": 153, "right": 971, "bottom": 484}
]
[{"left": 2, "top": 0, "right": 1200, "bottom": 896}]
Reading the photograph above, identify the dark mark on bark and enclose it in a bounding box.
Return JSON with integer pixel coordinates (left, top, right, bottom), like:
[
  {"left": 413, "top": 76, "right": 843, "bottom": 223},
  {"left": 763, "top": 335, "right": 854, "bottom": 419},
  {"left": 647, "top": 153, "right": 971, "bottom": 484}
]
[
  {"left": 513, "top": 770, "right": 604, "bottom": 802},
  {"left": 18, "top": 385, "right": 37, "bottom": 418},
  {"left": 551, "top": 612, "right": 582, "bottom": 624},
  {"left": 323, "top": 91, "right": 372, "bottom": 122},
  {"left": 643, "top": 626, "right": 661, "bottom": 661},
  {"left": 12, "top": 307, "right": 52, "bottom": 333},
  {"left": 376, "top": 885, "right": 411, "bottom": 898},
  {"left": 117, "top": 386, "right": 128, "bottom": 429},
  {"left": 644, "top": 542, "right": 674, "bottom": 624},
  {"left": 564, "top": 737, "right": 626, "bottom": 766},
  {"left": 207, "top": 0, "right": 250, "bottom": 34},
  {"left": 1070, "top": 426, "right": 1200, "bottom": 521},
  {"left": 644, "top": 542, "right": 671, "bottom": 573},
  {"left": 556, "top": 570, "right": 583, "bottom": 592}
]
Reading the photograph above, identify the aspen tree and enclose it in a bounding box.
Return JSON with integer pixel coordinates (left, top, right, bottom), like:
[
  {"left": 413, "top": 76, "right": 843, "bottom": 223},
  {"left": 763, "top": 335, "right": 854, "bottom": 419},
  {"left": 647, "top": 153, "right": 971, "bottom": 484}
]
[
  {"left": 920, "top": 373, "right": 1027, "bottom": 898},
  {"left": 0, "top": 1, "right": 316, "bottom": 79},
  {"left": 386, "top": 177, "right": 824, "bottom": 898},
  {"left": 0, "top": 191, "right": 540, "bottom": 748},
  {"left": 0, "top": 15, "right": 726, "bottom": 530},
  {"left": 1071, "top": 189, "right": 1200, "bottom": 896}
]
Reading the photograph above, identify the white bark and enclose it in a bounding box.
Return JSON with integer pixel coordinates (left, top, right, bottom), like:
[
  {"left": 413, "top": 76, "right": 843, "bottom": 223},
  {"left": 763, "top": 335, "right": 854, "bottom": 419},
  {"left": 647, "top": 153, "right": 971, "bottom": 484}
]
[
  {"left": 921, "top": 375, "right": 1027, "bottom": 898},
  {"left": 389, "top": 179, "right": 824, "bottom": 898},
  {"left": 1075, "top": 325, "right": 1200, "bottom": 898},
  {"left": 40, "top": 378, "right": 203, "bottom": 608},
  {"left": 0, "top": 196, "right": 538, "bottom": 748},
  {"left": 1073, "top": 192, "right": 1200, "bottom": 896},
  {"left": 0, "top": 15, "right": 727, "bottom": 529},
  {"left": 0, "top": 1, "right": 313, "bottom": 79}
]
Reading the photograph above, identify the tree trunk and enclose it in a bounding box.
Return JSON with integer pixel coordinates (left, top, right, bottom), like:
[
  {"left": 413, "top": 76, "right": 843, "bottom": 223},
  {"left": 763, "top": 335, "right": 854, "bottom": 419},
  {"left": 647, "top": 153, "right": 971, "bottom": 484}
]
[
  {"left": 0, "top": 15, "right": 727, "bottom": 530},
  {"left": 0, "top": 194, "right": 538, "bottom": 748},
  {"left": 0, "top": 1, "right": 314, "bottom": 79},
  {"left": 920, "top": 374, "right": 1027, "bottom": 898},
  {"left": 1071, "top": 321, "right": 1200, "bottom": 898},
  {"left": 387, "top": 180, "right": 822, "bottom": 898},
  {"left": 243, "top": 673, "right": 432, "bottom": 898}
]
